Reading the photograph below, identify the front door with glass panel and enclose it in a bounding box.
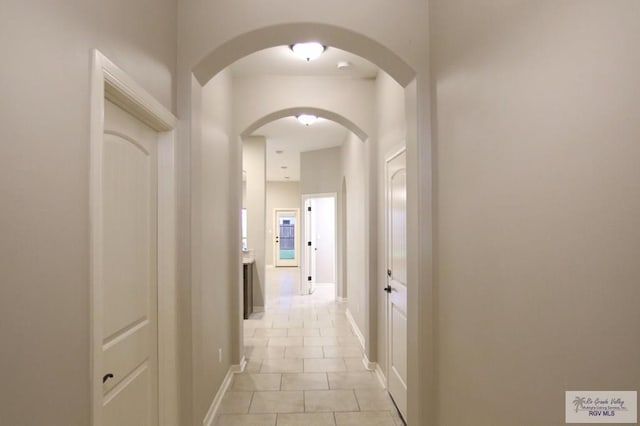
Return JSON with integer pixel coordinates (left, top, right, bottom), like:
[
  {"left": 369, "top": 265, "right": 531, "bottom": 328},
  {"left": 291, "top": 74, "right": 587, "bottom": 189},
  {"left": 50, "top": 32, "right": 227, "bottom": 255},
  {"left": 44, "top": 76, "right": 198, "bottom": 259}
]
[{"left": 275, "top": 209, "right": 298, "bottom": 267}]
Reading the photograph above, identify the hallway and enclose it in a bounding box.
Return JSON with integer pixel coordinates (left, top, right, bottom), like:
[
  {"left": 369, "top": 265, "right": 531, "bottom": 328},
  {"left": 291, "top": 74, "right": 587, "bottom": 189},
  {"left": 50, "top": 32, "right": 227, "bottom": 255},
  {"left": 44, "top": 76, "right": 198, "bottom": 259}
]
[{"left": 215, "top": 268, "right": 404, "bottom": 426}]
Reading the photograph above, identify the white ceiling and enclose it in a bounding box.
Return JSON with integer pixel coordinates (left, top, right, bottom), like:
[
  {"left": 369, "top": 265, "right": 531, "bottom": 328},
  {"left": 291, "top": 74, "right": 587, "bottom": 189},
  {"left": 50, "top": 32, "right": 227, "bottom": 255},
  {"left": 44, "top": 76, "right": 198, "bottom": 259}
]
[
  {"left": 233, "top": 45, "right": 378, "bottom": 182},
  {"left": 229, "top": 45, "right": 379, "bottom": 78},
  {"left": 258, "top": 116, "right": 348, "bottom": 182}
]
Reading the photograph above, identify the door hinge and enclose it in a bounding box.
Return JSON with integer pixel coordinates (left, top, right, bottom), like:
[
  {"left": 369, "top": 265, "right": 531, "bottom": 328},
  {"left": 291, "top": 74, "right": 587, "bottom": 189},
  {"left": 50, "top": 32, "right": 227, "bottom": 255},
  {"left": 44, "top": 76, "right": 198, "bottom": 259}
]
[
  {"left": 307, "top": 241, "right": 312, "bottom": 246},
  {"left": 307, "top": 206, "right": 312, "bottom": 212},
  {"left": 307, "top": 276, "right": 312, "bottom": 281}
]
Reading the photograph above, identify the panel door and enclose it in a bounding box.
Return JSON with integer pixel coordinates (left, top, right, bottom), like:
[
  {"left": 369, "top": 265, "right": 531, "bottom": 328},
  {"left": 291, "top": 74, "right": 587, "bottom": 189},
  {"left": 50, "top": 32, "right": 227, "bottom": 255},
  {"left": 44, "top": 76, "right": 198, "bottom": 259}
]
[
  {"left": 98, "top": 99, "right": 158, "bottom": 426},
  {"left": 386, "top": 149, "right": 407, "bottom": 421},
  {"left": 275, "top": 210, "right": 298, "bottom": 267}
]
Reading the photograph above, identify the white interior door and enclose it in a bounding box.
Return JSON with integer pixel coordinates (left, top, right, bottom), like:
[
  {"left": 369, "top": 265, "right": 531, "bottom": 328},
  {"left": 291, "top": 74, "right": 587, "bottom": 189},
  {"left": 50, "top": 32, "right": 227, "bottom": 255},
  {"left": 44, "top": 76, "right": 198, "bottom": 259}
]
[
  {"left": 275, "top": 209, "right": 298, "bottom": 267},
  {"left": 312, "top": 197, "right": 336, "bottom": 285},
  {"left": 303, "top": 199, "right": 316, "bottom": 294},
  {"left": 386, "top": 149, "right": 407, "bottom": 421},
  {"left": 97, "top": 99, "right": 159, "bottom": 426}
]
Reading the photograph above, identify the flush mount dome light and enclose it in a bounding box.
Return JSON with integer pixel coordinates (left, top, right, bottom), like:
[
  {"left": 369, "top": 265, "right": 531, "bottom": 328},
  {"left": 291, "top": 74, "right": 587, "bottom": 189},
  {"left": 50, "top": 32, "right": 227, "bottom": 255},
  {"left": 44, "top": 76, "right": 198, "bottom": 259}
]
[
  {"left": 296, "top": 114, "right": 318, "bottom": 126},
  {"left": 290, "top": 42, "right": 326, "bottom": 61}
]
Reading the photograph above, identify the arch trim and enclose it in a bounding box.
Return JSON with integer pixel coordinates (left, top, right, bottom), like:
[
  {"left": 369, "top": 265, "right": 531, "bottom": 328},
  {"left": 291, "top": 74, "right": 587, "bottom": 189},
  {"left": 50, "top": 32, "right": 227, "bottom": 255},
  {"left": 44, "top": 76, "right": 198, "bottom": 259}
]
[{"left": 241, "top": 107, "right": 368, "bottom": 142}]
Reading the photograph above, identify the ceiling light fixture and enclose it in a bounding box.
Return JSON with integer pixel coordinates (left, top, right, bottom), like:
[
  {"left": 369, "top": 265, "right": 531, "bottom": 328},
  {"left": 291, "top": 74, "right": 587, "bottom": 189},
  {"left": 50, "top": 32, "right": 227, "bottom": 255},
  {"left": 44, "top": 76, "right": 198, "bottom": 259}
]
[
  {"left": 296, "top": 114, "right": 318, "bottom": 126},
  {"left": 290, "top": 42, "right": 326, "bottom": 61}
]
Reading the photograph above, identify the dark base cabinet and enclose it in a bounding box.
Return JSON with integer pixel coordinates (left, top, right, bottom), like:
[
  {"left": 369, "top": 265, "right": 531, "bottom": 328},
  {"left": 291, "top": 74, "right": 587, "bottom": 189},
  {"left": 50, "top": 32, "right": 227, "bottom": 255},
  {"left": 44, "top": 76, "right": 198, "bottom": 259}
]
[{"left": 243, "top": 262, "right": 253, "bottom": 319}]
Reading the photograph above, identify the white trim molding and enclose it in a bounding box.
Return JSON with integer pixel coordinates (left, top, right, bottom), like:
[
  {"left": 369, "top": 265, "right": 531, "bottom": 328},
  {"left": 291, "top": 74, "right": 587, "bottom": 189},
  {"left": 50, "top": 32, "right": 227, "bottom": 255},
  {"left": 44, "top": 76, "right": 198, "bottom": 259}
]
[
  {"left": 203, "top": 357, "right": 247, "bottom": 426},
  {"left": 345, "top": 308, "right": 366, "bottom": 349},
  {"left": 89, "top": 49, "right": 178, "bottom": 426}
]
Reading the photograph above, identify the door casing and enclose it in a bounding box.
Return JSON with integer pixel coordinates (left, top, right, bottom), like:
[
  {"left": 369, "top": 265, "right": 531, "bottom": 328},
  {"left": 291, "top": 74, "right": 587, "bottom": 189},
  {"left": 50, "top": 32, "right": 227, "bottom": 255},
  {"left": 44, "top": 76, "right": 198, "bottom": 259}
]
[
  {"left": 89, "top": 50, "right": 178, "bottom": 426},
  {"left": 385, "top": 146, "right": 408, "bottom": 421},
  {"left": 274, "top": 208, "right": 300, "bottom": 267}
]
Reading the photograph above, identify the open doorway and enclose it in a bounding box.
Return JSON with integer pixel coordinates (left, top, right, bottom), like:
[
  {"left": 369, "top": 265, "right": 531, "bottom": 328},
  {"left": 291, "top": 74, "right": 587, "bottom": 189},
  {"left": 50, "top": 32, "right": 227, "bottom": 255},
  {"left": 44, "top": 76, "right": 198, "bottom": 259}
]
[{"left": 302, "top": 194, "right": 337, "bottom": 297}]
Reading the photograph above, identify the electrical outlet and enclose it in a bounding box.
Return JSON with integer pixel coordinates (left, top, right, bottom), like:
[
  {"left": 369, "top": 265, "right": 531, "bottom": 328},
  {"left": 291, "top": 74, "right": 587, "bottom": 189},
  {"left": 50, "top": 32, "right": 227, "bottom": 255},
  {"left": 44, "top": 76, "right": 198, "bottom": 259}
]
[{"left": 218, "top": 348, "right": 222, "bottom": 363}]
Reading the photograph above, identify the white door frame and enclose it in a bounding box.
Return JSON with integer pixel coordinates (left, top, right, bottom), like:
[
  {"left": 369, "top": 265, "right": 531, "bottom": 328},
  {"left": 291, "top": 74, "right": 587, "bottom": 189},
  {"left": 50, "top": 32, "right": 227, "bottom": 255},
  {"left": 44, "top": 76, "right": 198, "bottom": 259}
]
[
  {"left": 385, "top": 146, "right": 407, "bottom": 418},
  {"left": 273, "top": 208, "right": 300, "bottom": 267},
  {"left": 300, "top": 193, "right": 338, "bottom": 297},
  {"left": 89, "top": 49, "right": 178, "bottom": 426}
]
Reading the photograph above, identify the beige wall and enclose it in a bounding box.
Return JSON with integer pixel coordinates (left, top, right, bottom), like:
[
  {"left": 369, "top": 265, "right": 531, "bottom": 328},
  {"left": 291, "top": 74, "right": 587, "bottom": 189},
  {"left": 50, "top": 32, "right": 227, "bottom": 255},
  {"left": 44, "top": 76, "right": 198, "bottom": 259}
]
[
  {"left": 0, "top": 0, "right": 176, "bottom": 424},
  {"left": 431, "top": 1, "right": 640, "bottom": 424},
  {"left": 341, "top": 133, "right": 370, "bottom": 341},
  {"left": 191, "top": 69, "right": 238, "bottom": 422},
  {"left": 265, "top": 181, "right": 301, "bottom": 266},
  {"left": 243, "top": 137, "right": 267, "bottom": 308},
  {"left": 300, "top": 147, "right": 343, "bottom": 195}
]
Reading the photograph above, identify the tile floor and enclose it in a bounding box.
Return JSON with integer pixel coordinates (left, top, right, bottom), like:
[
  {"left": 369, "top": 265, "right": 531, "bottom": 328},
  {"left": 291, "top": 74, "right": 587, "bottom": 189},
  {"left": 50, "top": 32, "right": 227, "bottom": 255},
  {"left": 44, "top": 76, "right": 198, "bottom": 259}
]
[{"left": 215, "top": 267, "right": 405, "bottom": 426}]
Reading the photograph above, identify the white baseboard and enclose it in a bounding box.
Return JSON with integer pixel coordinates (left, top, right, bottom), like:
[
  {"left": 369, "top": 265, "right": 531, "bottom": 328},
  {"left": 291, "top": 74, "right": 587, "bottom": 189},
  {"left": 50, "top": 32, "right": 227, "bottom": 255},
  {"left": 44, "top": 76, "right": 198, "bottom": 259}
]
[
  {"left": 361, "top": 353, "right": 387, "bottom": 389},
  {"left": 337, "top": 297, "right": 348, "bottom": 303},
  {"left": 345, "top": 308, "right": 366, "bottom": 349},
  {"left": 202, "top": 356, "right": 246, "bottom": 426},
  {"left": 374, "top": 363, "right": 387, "bottom": 388},
  {"left": 252, "top": 306, "right": 265, "bottom": 313}
]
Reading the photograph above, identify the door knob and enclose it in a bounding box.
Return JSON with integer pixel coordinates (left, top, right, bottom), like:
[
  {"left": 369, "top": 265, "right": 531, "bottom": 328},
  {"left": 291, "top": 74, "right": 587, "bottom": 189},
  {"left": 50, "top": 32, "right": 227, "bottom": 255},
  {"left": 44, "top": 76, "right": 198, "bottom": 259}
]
[
  {"left": 103, "top": 373, "right": 114, "bottom": 384},
  {"left": 384, "top": 285, "right": 392, "bottom": 293}
]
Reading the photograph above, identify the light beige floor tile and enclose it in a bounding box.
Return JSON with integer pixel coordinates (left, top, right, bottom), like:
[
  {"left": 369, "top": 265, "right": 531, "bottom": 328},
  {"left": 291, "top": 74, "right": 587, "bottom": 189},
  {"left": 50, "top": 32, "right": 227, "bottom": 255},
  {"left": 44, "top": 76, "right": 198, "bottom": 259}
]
[
  {"left": 281, "top": 373, "right": 329, "bottom": 390},
  {"left": 336, "top": 336, "right": 361, "bottom": 346},
  {"left": 245, "top": 346, "right": 285, "bottom": 360},
  {"left": 260, "top": 358, "right": 303, "bottom": 373},
  {"left": 268, "top": 336, "right": 304, "bottom": 347},
  {"left": 328, "top": 372, "right": 382, "bottom": 390},
  {"left": 232, "top": 374, "right": 282, "bottom": 391},
  {"left": 244, "top": 319, "right": 273, "bottom": 328},
  {"left": 304, "top": 320, "right": 334, "bottom": 328},
  {"left": 220, "top": 391, "right": 253, "bottom": 414},
  {"left": 322, "top": 345, "right": 363, "bottom": 358},
  {"left": 334, "top": 411, "right": 396, "bottom": 426},
  {"left": 354, "top": 389, "right": 396, "bottom": 411},
  {"left": 276, "top": 412, "right": 335, "bottom": 426},
  {"left": 304, "top": 358, "right": 347, "bottom": 373},
  {"left": 390, "top": 408, "right": 406, "bottom": 426},
  {"left": 244, "top": 359, "right": 263, "bottom": 373},
  {"left": 272, "top": 320, "right": 304, "bottom": 329},
  {"left": 304, "top": 390, "right": 359, "bottom": 412},
  {"left": 253, "top": 328, "right": 288, "bottom": 338},
  {"left": 343, "top": 358, "right": 368, "bottom": 372},
  {"left": 304, "top": 336, "right": 339, "bottom": 347},
  {"left": 215, "top": 413, "right": 277, "bottom": 426},
  {"left": 319, "top": 328, "right": 353, "bottom": 337},
  {"left": 249, "top": 391, "right": 304, "bottom": 413},
  {"left": 245, "top": 338, "right": 269, "bottom": 347},
  {"left": 287, "top": 328, "right": 320, "bottom": 337},
  {"left": 284, "top": 346, "right": 324, "bottom": 359}
]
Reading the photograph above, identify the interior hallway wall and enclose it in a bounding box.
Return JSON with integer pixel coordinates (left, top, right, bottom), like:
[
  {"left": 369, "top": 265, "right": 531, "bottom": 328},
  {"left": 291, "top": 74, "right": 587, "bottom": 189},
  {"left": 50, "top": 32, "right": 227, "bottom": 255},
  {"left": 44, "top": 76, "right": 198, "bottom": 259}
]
[
  {"left": 191, "top": 69, "right": 239, "bottom": 423},
  {"left": 341, "top": 133, "right": 369, "bottom": 344},
  {"left": 177, "top": 2, "right": 430, "bottom": 423},
  {"left": 374, "top": 71, "right": 407, "bottom": 380},
  {"left": 0, "top": 0, "right": 177, "bottom": 424},
  {"left": 431, "top": 1, "right": 640, "bottom": 424},
  {"left": 300, "top": 147, "right": 346, "bottom": 298},
  {"left": 265, "top": 181, "right": 301, "bottom": 266},
  {"left": 243, "top": 137, "right": 267, "bottom": 308}
]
